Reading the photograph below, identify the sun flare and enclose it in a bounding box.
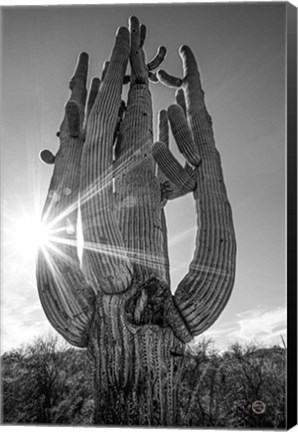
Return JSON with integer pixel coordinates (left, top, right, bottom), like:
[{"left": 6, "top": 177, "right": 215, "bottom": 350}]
[{"left": 9, "top": 214, "right": 52, "bottom": 257}]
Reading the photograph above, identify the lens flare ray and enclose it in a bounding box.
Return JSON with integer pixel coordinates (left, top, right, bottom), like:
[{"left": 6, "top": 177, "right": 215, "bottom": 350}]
[{"left": 4, "top": 136, "right": 163, "bottom": 292}]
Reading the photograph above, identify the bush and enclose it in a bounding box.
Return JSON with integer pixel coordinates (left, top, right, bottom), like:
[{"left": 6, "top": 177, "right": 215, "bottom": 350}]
[
  {"left": 179, "top": 341, "right": 286, "bottom": 428},
  {"left": 1, "top": 334, "right": 93, "bottom": 424},
  {"left": 1, "top": 335, "right": 286, "bottom": 427}
]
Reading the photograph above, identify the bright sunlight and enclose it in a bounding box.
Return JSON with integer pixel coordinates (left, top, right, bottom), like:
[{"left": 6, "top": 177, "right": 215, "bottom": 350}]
[{"left": 9, "top": 213, "right": 52, "bottom": 258}]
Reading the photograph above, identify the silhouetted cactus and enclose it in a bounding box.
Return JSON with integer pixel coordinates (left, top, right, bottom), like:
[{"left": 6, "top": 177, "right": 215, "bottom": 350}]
[{"left": 36, "top": 17, "right": 236, "bottom": 425}]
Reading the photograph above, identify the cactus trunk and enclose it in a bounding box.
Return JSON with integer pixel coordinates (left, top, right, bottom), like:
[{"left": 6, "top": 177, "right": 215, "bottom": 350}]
[{"left": 87, "top": 290, "right": 184, "bottom": 425}]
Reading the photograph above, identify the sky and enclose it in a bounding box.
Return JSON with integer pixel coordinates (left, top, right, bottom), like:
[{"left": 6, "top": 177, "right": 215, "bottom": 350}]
[{"left": 1, "top": 2, "right": 287, "bottom": 353}]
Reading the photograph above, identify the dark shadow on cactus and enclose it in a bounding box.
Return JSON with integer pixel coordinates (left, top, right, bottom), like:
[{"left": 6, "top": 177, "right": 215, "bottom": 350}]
[{"left": 125, "top": 277, "right": 170, "bottom": 327}]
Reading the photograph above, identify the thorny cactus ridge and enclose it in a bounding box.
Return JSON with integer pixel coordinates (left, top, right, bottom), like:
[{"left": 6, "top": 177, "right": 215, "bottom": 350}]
[{"left": 36, "top": 17, "right": 236, "bottom": 425}]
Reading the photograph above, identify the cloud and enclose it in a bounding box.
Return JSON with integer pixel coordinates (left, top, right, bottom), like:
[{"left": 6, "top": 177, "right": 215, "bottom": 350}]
[
  {"left": 1, "top": 269, "right": 52, "bottom": 353},
  {"left": 203, "top": 306, "right": 286, "bottom": 350},
  {"left": 1, "top": 307, "right": 52, "bottom": 354},
  {"left": 231, "top": 306, "right": 286, "bottom": 341}
]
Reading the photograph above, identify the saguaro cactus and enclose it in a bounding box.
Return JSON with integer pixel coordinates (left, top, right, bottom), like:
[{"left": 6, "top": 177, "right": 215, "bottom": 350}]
[{"left": 36, "top": 17, "right": 236, "bottom": 425}]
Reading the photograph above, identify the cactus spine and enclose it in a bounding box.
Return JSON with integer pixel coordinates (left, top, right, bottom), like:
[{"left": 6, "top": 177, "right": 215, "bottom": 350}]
[{"left": 37, "top": 17, "right": 236, "bottom": 425}]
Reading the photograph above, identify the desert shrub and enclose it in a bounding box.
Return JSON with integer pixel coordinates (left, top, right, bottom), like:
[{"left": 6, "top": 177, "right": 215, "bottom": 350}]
[
  {"left": 1, "top": 334, "right": 93, "bottom": 424},
  {"left": 220, "top": 343, "right": 286, "bottom": 428},
  {"left": 1, "top": 336, "right": 285, "bottom": 427},
  {"left": 179, "top": 340, "right": 286, "bottom": 428}
]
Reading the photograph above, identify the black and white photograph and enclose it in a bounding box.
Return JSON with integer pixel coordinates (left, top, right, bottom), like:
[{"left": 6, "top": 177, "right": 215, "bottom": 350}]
[{"left": 1, "top": 1, "right": 296, "bottom": 428}]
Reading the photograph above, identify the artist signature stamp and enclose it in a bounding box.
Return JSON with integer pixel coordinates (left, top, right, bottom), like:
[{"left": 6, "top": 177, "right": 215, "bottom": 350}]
[{"left": 252, "top": 400, "right": 266, "bottom": 415}]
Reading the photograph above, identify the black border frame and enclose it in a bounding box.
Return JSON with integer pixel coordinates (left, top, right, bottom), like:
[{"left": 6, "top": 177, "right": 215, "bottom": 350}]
[{"left": 286, "top": 1, "right": 297, "bottom": 429}]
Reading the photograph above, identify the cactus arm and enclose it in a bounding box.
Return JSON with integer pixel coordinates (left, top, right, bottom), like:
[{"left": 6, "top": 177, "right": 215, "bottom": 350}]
[
  {"left": 154, "top": 108, "right": 197, "bottom": 204},
  {"left": 160, "top": 180, "right": 195, "bottom": 202},
  {"left": 86, "top": 77, "right": 100, "bottom": 122},
  {"left": 100, "top": 60, "right": 110, "bottom": 82},
  {"left": 147, "top": 46, "right": 167, "bottom": 71},
  {"left": 175, "top": 46, "right": 236, "bottom": 336},
  {"left": 148, "top": 72, "right": 159, "bottom": 83},
  {"left": 121, "top": 24, "right": 166, "bottom": 86},
  {"left": 113, "top": 100, "right": 126, "bottom": 152},
  {"left": 155, "top": 109, "right": 197, "bottom": 204},
  {"left": 154, "top": 108, "right": 196, "bottom": 286},
  {"left": 152, "top": 142, "right": 196, "bottom": 192},
  {"left": 40, "top": 149, "right": 56, "bottom": 165},
  {"left": 79, "top": 27, "right": 133, "bottom": 294},
  {"left": 114, "top": 17, "right": 167, "bottom": 283},
  {"left": 175, "top": 88, "right": 187, "bottom": 115},
  {"left": 167, "top": 105, "right": 201, "bottom": 167},
  {"left": 36, "top": 52, "right": 95, "bottom": 348},
  {"left": 157, "top": 45, "right": 236, "bottom": 338},
  {"left": 129, "top": 16, "right": 149, "bottom": 85},
  {"left": 140, "top": 23, "right": 146, "bottom": 47},
  {"left": 158, "top": 109, "right": 169, "bottom": 147},
  {"left": 157, "top": 70, "right": 182, "bottom": 88},
  {"left": 160, "top": 209, "right": 171, "bottom": 285},
  {"left": 156, "top": 109, "right": 171, "bottom": 284},
  {"left": 156, "top": 109, "right": 170, "bottom": 199}
]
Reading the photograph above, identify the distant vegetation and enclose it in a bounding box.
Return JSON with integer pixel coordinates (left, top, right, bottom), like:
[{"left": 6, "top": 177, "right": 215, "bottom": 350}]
[{"left": 1, "top": 334, "right": 286, "bottom": 428}]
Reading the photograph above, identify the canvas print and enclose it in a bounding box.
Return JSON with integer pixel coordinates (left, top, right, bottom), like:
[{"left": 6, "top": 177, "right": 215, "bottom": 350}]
[{"left": 1, "top": 2, "right": 295, "bottom": 428}]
